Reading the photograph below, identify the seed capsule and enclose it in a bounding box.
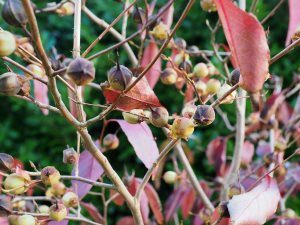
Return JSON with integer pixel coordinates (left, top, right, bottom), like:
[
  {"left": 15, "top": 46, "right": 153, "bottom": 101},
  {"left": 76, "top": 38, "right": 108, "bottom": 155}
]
[
  {"left": 195, "top": 80, "right": 207, "bottom": 96},
  {"left": 132, "top": 7, "right": 146, "bottom": 24},
  {"left": 193, "top": 63, "right": 209, "bottom": 78},
  {"left": 49, "top": 204, "right": 67, "bottom": 221},
  {"left": 230, "top": 69, "right": 240, "bottom": 86},
  {"left": 67, "top": 57, "right": 95, "bottom": 86},
  {"left": 181, "top": 103, "right": 197, "bottom": 118},
  {"left": 3, "top": 173, "right": 30, "bottom": 195},
  {"left": 38, "top": 205, "right": 50, "bottom": 214},
  {"left": 51, "top": 182, "right": 66, "bottom": 196},
  {"left": 8, "top": 215, "right": 19, "bottom": 225},
  {"left": 150, "top": 22, "right": 168, "bottom": 40},
  {"left": 26, "top": 64, "right": 45, "bottom": 78},
  {"left": 149, "top": 107, "right": 169, "bottom": 128},
  {"left": 2, "top": 0, "right": 28, "bottom": 27},
  {"left": 206, "top": 79, "right": 221, "bottom": 95},
  {"left": 103, "top": 134, "right": 120, "bottom": 150},
  {"left": 174, "top": 38, "right": 187, "bottom": 50},
  {"left": 179, "top": 60, "right": 193, "bottom": 74},
  {"left": 62, "top": 192, "right": 79, "bottom": 208},
  {"left": 41, "top": 166, "right": 61, "bottom": 186},
  {"left": 171, "top": 117, "right": 194, "bottom": 139},
  {"left": 174, "top": 52, "right": 190, "bottom": 66},
  {"left": 63, "top": 147, "right": 78, "bottom": 164},
  {"left": 200, "top": 0, "right": 217, "bottom": 12},
  {"left": 193, "top": 105, "right": 215, "bottom": 126},
  {"left": 217, "top": 84, "right": 237, "bottom": 104},
  {"left": 163, "top": 171, "right": 177, "bottom": 184},
  {"left": 107, "top": 64, "right": 133, "bottom": 91},
  {"left": 0, "top": 72, "right": 22, "bottom": 96},
  {"left": 56, "top": 2, "right": 75, "bottom": 16},
  {"left": 18, "top": 215, "right": 37, "bottom": 225},
  {"left": 0, "top": 30, "right": 16, "bottom": 57},
  {"left": 160, "top": 68, "right": 177, "bottom": 85},
  {"left": 122, "top": 109, "right": 143, "bottom": 124},
  {"left": 17, "top": 75, "right": 31, "bottom": 96}
]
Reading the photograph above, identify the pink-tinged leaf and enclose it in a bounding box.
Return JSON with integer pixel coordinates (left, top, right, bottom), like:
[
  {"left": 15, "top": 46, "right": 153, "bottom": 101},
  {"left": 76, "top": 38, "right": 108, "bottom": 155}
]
[
  {"left": 214, "top": 0, "right": 270, "bottom": 93},
  {"left": 141, "top": 40, "right": 162, "bottom": 89},
  {"left": 116, "top": 217, "right": 135, "bottom": 225},
  {"left": 241, "top": 176, "right": 257, "bottom": 191},
  {"left": 103, "top": 77, "right": 161, "bottom": 111},
  {"left": 277, "top": 101, "right": 293, "bottom": 124},
  {"left": 0, "top": 218, "right": 8, "bottom": 225},
  {"left": 111, "top": 120, "right": 159, "bottom": 169},
  {"left": 256, "top": 143, "right": 272, "bottom": 157},
  {"left": 160, "top": 0, "right": 174, "bottom": 29},
  {"left": 71, "top": 144, "right": 104, "bottom": 198},
  {"left": 165, "top": 185, "right": 187, "bottom": 222},
  {"left": 206, "top": 137, "right": 227, "bottom": 176},
  {"left": 144, "top": 183, "right": 164, "bottom": 224},
  {"left": 211, "top": 209, "right": 230, "bottom": 225},
  {"left": 241, "top": 141, "right": 254, "bottom": 165},
  {"left": 33, "top": 79, "right": 49, "bottom": 115},
  {"left": 140, "top": 188, "right": 150, "bottom": 224},
  {"left": 286, "top": 0, "right": 300, "bottom": 45},
  {"left": 80, "top": 202, "right": 104, "bottom": 223},
  {"left": 181, "top": 188, "right": 196, "bottom": 219},
  {"left": 260, "top": 93, "right": 285, "bottom": 121},
  {"left": 110, "top": 189, "right": 125, "bottom": 206},
  {"left": 228, "top": 176, "right": 280, "bottom": 225}
]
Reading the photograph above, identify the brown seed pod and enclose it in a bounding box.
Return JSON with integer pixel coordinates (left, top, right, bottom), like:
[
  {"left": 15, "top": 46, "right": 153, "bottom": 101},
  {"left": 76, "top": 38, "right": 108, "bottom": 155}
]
[
  {"left": 2, "top": 0, "right": 28, "bottom": 27},
  {"left": 103, "top": 134, "right": 120, "bottom": 150},
  {"left": 63, "top": 147, "right": 78, "bottom": 164},
  {"left": 178, "top": 60, "right": 193, "bottom": 74},
  {"left": 67, "top": 57, "right": 95, "bottom": 86},
  {"left": 149, "top": 107, "right": 169, "bottom": 128},
  {"left": 107, "top": 64, "right": 133, "bottom": 91},
  {"left": 17, "top": 75, "right": 30, "bottom": 96},
  {"left": 230, "top": 69, "right": 240, "bottom": 86},
  {"left": 193, "top": 105, "right": 215, "bottom": 126},
  {"left": 132, "top": 7, "right": 146, "bottom": 24},
  {"left": 160, "top": 68, "right": 178, "bottom": 85},
  {"left": 174, "top": 37, "right": 187, "bottom": 50},
  {"left": 0, "top": 72, "right": 21, "bottom": 96}
]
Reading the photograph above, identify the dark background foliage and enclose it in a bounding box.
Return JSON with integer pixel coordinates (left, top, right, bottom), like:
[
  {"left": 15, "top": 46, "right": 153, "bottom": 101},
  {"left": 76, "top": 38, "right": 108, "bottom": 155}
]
[{"left": 0, "top": 0, "right": 299, "bottom": 224}]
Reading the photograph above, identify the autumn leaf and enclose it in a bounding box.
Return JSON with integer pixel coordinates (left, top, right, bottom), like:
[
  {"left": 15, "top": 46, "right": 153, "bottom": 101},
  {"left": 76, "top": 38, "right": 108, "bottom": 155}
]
[
  {"left": 214, "top": 0, "right": 270, "bottom": 93},
  {"left": 103, "top": 77, "right": 161, "bottom": 111},
  {"left": 286, "top": 0, "right": 300, "bottom": 45},
  {"left": 206, "top": 137, "right": 227, "bottom": 176}
]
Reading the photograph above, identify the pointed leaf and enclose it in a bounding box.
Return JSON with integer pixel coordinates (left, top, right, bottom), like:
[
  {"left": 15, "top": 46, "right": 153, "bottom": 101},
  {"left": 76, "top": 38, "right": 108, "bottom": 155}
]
[
  {"left": 286, "top": 0, "right": 300, "bottom": 45},
  {"left": 181, "top": 188, "right": 196, "bottom": 219},
  {"left": 34, "top": 79, "right": 49, "bottom": 115},
  {"left": 160, "top": 0, "right": 174, "bottom": 29},
  {"left": 241, "top": 141, "right": 254, "bottom": 165},
  {"left": 116, "top": 217, "right": 135, "bottom": 225},
  {"left": 81, "top": 202, "right": 104, "bottom": 223},
  {"left": 144, "top": 183, "right": 164, "bottom": 224},
  {"left": 228, "top": 176, "right": 280, "bottom": 225},
  {"left": 206, "top": 137, "right": 227, "bottom": 176},
  {"left": 103, "top": 77, "right": 161, "bottom": 111},
  {"left": 141, "top": 40, "right": 162, "bottom": 88},
  {"left": 71, "top": 144, "right": 104, "bottom": 198},
  {"left": 111, "top": 120, "right": 159, "bottom": 169},
  {"left": 215, "top": 0, "right": 270, "bottom": 93},
  {"left": 165, "top": 185, "right": 187, "bottom": 221}
]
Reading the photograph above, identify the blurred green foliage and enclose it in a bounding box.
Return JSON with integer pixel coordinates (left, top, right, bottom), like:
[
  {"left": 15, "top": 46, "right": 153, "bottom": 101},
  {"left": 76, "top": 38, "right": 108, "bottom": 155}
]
[{"left": 0, "top": 0, "right": 299, "bottom": 224}]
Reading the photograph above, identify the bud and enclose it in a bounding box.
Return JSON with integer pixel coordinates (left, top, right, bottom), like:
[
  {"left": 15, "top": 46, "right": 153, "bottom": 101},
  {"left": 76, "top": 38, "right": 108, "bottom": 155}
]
[
  {"left": 217, "top": 84, "right": 237, "bottom": 104},
  {"left": 207, "top": 63, "right": 218, "bottom": 76},
  {"left": 0, "top": 72, "right": 21, "bottom": 96},
  {"left": 174, "top": 38, "right": 187, "bottom": 50},
  {"left": 193, "top": 63, "right": 209, "bottom": 78},
  {"left": 3, "top": 173, "right": 30, "bottom": 195},
  {"left": 63, "top": 147, "right": 78, "bottom": 164},
  {"left": 228, "top": 182, "right": 244, "bottom": 198},
  {"left": 67, "top": 58, "right": 95, "bottom": 86},
  {"left": 49, "top": 204, "right": 67, "bottom": 221},
  {"left": 51, "top": 182, "right": 66, "bottom": 196},
  {"left": 122, "top": 109, "right": 143, "bottom": 124},
  {"left": 150, "top": 22, "right": 168, "bottom": 40},
  {"left": 230, "top": 69, "right": 240, "bottom": 86},
  {"left": 181, "top": 103, "right": 197, "bottom": 118},
  {"left": 171, "top": 117, "right": 195, "bottom": 139},
  {"left": 206, "top": 79, "right": 221, "bottom": 95},
  {"left": 0, "top": 30, "right": 16, "bottom": 57},
  {"left": 38, "top": 205, "right": 50, "bottom": 214},
  {"left": 62, "top": 192, "right": 79, "bottom": 208},
  {"left": 195, "top": 80, "right": 207, "bottom": 96},
  {"left": 107, "top": 64, "right": 133, "bottom": 91},
  {"left": 18, "top": 215, "right": 36, "bottom": 225},
  {"left": 163, "top": 171, "right": 177, "bottom": 184},
  {"left": 55, "top": 2, "right": 75, "bottom": 16},
  {"left": 45, "top": 187, "right": 55, "bottom": 198},
  {"left": 16, "top": 38, "right": 35, "bottom": 58},
  {"left": 41, "top": 166, "right": 61, "bottom": 186},
  {"left": 200, "top": 0, "right": 217, "bottom": 12},
  {"left": 160, "top": 68, "right": 178, "bottom": 85},
  {"left": 193, "top": 105, "right": 215, "bottom": 126},
  {"left": 2, "top": 0, "right": 28, "bottom": 27},
  {"left": 103, "top": 134, "right": 119, "bottom": 150}
]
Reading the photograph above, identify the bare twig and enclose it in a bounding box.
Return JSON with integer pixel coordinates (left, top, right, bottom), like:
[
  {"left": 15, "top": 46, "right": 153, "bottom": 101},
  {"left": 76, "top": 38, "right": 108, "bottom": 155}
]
[
  {"left": 261, "top": 0, "right": 285, "bottom": 25},
  {"left": 270, "top": 38, "right": 300, "bottom": 65}
]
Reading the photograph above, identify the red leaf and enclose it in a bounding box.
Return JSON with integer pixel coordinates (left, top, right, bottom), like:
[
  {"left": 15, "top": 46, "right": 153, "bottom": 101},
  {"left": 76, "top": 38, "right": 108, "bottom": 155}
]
[
  {"left": 110, "top": 189, "right": 125, "bottom": 206},
  {"left": 111, "top": 120, "right": 159, "bottom": 169},
  {"left": 34, "top": 79, "right": 49, "bottom": 115},
  {"left": 228, "top": 176, "right": 280, "bottom": 225},
  {"left": 206, "top": 137, "right": 227, "bottom": 176},
  {"left": 160, "top": 0, "right": 174, "bottom": 30},
  {"left": 103, "top": 77, "right": 161, "bottom": 111},
  {"left": 71, "top": 143, "right": 104, "bottom": 198},
  {"left": 81, "top": 202, "right": 104, "bottom": 223},
  {"left": 141, "top": 40, "right": 162, "bottom": 89},
  {"left": 144, "top": 183, "right": 164, "bottom": 224},
  {"left": 181, "top": 188, "right": 196, "bottom": 219},
  {"left": 0, "top": 218, "right": 9, "bottom": 225},
  {"left": 214, "top": 0, "right": 270, "bottom": 93},
  {"left": 211, "top": 209, "right": 230, "bottom": 225},
  {"left": 260, "top": 92, "right": 285, "bottom": 121},
  {"left": 286, "top": 0, "right": 300, "bottom": 45},
  {"left": 165, "top": 185, "right": 187, "bottom": 221},
  {"left": 276, "top": 101, "right": 293, "bottom": 124},
  {"left": 241, "top": 141, "right": 254, "bottom": 165},
  {"left": 116, "top": 217, "right": 135, "bottom": 225}
]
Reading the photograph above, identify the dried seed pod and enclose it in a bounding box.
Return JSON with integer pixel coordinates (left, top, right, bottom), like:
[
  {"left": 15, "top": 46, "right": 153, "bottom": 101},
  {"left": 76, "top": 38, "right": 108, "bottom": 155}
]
[
  {"left": 55, "top": 2, "right": 75, "bottom": 16},
  {"left": 206, "top": 78, "right": 221, "bottom": 95},
  {"left": 132, "top": 7, "right": 146, "bottom": 24},
  {"left": 2, "top": 0, "right": 28, "bottom": 27},
  {"left": 187, "top": 45, "right": 199, "bottom": 57},
  {"left": 230, "top": 69, "right": 240, "bottom": 86},
  {"left": 17, "top": 75, "right": 31, "bottom": 96},
  {"left": 193, "top": 105, "right": 215, "bottom": 126},
  {"left": 178, "top": 60, "right": 193, "bottom": 74},
  {"left": 63, "top": 147, "right": 78, "bottom": 164},
  {"left": 41, "top": 166, "right": 61, "bottom": 186},
  {"left": 0, "top": 72, "right": 22, "bottom": 96},
  {"left": 150, "top": 22, "right": 168, "bottom": 40},
  {"left": 149, "top": 107, "right": 169, "bottom": 128},
  {"left": 103, "top": 134, "right": 119, "bottom": 150},
  {"left": 171, "top": 117, "right": 195, "bottom": 139},
  {"left": 62, "top": 192, "right": 79, "bottom": 208},
  {"left": 49, "top": 204, "right": 67, "bottom": 221},
  {"left": 217, "top": 84, "right": 237, "bottom": 104},
  {"left": 181, "top": 103, "right": 197, "bottom": 118},
  {"left": 67, "top": 57, "right": 95, "bottom": 86},
  {"left": 160, "top": 68, "right": 177, "bottom": 85},
  {"left": 107, "top": 64, "right": 133, "bottom": 90},
  {"left": 0, "top": 30, "right": 16, "bottom": 57},
  {"left": 200, "top": 0, "right": 217, "bottom": 12},
  {"left": 174, "top": 37, "right": 187, "bottom": 50},
  {"left": 163, "top": 171, "right": 177, "bottom": 184}
]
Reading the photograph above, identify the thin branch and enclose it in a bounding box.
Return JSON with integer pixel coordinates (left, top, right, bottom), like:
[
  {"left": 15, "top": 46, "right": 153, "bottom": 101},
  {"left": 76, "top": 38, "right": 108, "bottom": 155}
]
[
  {"left": 270, "top": 38, "right": 300, "bottom": 65},
  {"left": 261, "top": 0, "right": 285, "bottom": 25},
  {"left": 61, "top": 175, "right": 115, "bottom": 189}
]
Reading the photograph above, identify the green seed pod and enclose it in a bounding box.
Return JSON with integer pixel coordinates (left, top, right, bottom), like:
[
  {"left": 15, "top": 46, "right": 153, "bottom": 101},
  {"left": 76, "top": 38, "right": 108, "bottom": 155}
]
[
  {"left": 49, "top": 204, "right": 67, "bottom": 221},
  {"left": 107, "top": 64, "right": 133, "bottom": 91},
  {"left": 2, "top": 0, "right": 28, "bottom": 27}
]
